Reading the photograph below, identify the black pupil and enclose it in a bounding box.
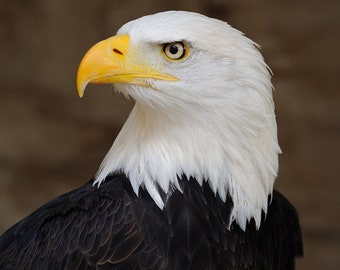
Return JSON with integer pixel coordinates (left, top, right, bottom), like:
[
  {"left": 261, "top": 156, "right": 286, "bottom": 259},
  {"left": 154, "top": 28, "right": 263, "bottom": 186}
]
[{"left": 169, "top": 44, "right": 179, "bottom": 54}]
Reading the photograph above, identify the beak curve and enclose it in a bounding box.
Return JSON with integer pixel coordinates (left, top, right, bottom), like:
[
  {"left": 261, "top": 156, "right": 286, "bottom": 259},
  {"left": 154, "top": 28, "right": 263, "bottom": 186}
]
[{"left": 76, "top": 34, "right": 177, "bottom": 98}]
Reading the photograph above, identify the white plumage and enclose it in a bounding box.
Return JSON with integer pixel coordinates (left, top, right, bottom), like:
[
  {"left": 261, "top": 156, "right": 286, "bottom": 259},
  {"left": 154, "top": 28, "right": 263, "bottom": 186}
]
[{"left": 93, "top": 11, "right": 281, "bottom": 230}]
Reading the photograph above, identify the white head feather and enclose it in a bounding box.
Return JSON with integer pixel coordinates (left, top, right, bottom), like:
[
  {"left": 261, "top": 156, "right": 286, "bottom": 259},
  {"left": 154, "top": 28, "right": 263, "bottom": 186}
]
[{"left": 93, "top": 11, "right": 281, "bottom": 230}]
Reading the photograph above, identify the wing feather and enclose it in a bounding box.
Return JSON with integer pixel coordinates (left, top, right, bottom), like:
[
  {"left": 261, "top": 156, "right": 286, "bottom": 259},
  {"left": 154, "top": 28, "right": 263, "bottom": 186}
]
[
  {"left": 0, "top": 175, "right": 146, "bottom": 269},
  {"left": 0, "top": 174, "right": 302, "bottom": 269}
]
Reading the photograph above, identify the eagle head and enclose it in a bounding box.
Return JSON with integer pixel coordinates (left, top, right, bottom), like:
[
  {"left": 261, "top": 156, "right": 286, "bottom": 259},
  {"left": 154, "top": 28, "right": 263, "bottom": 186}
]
[{"left": 77, "top": 11, "right": 281, "bottom": 230}]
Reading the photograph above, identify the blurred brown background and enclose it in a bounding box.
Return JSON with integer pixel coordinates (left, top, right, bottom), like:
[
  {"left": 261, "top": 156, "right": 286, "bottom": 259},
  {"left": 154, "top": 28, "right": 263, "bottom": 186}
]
[{"left": 0, "top": 0, "right": 339, "bottom": 269}]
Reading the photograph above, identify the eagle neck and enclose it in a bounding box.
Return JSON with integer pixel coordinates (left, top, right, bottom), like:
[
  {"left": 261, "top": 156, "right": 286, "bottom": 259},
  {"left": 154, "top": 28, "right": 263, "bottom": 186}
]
[{"left": 94, "top": 100, "right": 279, "bottom": 230}]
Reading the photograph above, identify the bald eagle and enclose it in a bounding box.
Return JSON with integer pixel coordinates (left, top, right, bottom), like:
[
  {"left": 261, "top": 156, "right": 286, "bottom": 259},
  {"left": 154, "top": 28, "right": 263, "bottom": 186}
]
[{"left": 0, "top": 11, "right": 302, "bottom": 269}]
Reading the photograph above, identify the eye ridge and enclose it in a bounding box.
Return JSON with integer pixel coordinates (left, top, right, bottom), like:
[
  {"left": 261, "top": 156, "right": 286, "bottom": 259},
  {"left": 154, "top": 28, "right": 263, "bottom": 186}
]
[{"left": 163, "top": 42, "right": 186, "bottom": 60}]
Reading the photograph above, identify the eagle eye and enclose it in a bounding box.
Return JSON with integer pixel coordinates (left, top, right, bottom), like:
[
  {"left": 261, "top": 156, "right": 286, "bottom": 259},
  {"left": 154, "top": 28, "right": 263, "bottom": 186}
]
[{"left": 162, "top": 42, "right": 187, "bottom": 60}]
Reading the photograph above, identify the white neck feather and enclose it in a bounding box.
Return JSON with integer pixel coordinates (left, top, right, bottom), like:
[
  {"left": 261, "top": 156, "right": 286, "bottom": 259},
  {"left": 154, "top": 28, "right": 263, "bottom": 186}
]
[{"left": 94, "top": 88, "right": 280, "bottom": 230}]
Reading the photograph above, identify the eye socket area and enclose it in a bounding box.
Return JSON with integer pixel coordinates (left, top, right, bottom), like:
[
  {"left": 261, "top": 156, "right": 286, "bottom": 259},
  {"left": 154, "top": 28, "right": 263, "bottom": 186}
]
[{"left": 162, "top": 42, "right": 188, "bottom": 61}]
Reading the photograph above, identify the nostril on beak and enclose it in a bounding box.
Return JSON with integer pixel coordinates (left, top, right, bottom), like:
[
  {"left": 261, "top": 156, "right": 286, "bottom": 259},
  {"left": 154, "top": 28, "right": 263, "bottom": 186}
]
[{"left": 113, "top": 48, "right": 123, "bottom": 55}]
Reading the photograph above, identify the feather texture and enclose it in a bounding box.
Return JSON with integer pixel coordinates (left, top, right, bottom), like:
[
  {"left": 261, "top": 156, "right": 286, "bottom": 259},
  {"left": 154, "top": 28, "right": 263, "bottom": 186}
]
[{"left": 0, "top": 174, "right": 303, "bottom": 269}]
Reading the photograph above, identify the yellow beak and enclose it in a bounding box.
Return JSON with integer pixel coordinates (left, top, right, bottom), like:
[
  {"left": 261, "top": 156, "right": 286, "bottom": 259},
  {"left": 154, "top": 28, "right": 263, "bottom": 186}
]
[{"left": 76, "top": 34, "right": 177, "bottom": 97}]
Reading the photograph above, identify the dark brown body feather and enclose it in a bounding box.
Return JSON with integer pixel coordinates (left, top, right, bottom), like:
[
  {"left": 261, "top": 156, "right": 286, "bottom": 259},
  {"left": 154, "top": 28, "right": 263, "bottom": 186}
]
[{"left": 0, "top": 174, "right": 303, "bottom": 269}]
